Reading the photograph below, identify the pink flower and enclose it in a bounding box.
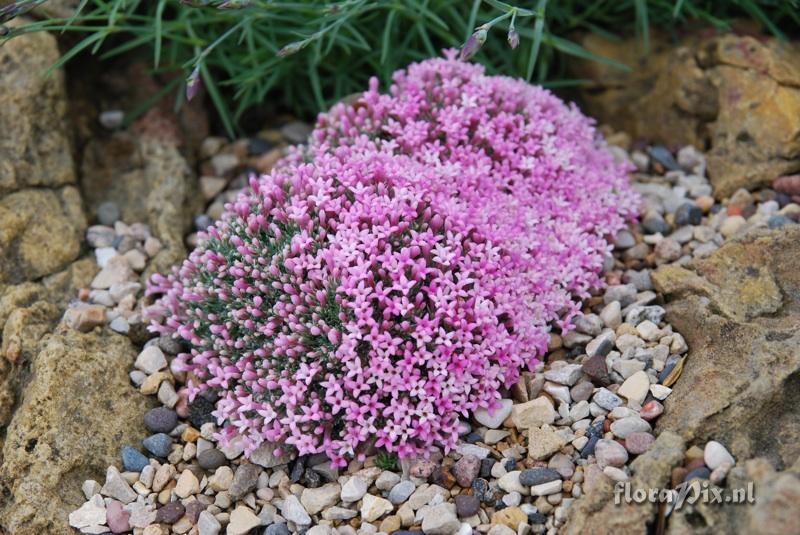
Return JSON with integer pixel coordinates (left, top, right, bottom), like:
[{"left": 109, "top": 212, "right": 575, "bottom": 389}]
[{"left": 147, "top": 52, "right": 638, "bottom": 464}]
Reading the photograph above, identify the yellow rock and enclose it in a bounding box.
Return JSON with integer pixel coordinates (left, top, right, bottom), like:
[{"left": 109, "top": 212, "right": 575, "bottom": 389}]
[{"left": 491, "top": 506, "right": 527, "bottom": 530}]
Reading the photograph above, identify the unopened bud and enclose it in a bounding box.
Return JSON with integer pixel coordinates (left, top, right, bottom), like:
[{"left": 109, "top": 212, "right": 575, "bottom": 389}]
[{"left": 460, "top": 28, "right": 487, "bottom": 61}]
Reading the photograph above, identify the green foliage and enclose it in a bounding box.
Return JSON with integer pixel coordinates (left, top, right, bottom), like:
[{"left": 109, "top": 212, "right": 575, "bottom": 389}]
[
  {"left": 2, "top": 0, "right": 798, "bottom": 136},
  {"left": 375, "top": 449, "right": 399, "bottom": 471}
]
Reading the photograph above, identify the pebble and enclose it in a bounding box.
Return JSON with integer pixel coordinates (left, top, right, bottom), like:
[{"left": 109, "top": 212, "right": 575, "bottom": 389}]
[
  {"left": 360, "top": 494, "right": 393, "bottom": 522},
  {"left": 544, "top": 364, "right": 584, "bottom": 386},
  {"left": 229, "top": 463, "right": 261, "bottom": 499},
  {"left": 473, "top": 399, "right": 513, "bottom": 429},
  {"left": 720, "top": 215, "right": 746, "bottom": 238},
  {"left": 453, "top": 454, "right": 481, "bottom": 487},
  {"left": 593, "top": 388, "right": 623, "bottom": 410},
  {"left": 142, "top": 433, "right": 172, "bottom": 458},
  {"left": 195, "top": 448, "right": 225, "bottom": 471},
  {"left": 453, "top": 494, "right": 480, "bottom": 518},
  {"left": 301, "top": 482, "right": 341, "bottom": 515},
  {"left": 602, "top": 466, "right": 629, "bottom": 482},
  {"left": 625, "top": 432, "right": 656, "bottom": 454},
  {"left": 69, "top": 494, "right": 106, "bottom": 532},
  {"left": 155, "top": 501, "right": 185, "bottom": 524},
  {"left": 281, "top": 495, "right": 311, "bottom": 527},
  {"left": 674, "top": 202, "right": 702, "bottom": 225},
  {"left": 704, "top": 440, "right": 736, "bottom": 470},
  {"left": 519, "top": 468, "right": 561, "bottom": 487},
  {"left": 617, "top": 371, "right": 650, "bottom": 405},
  {"left": 649, "top": 384, "right": 672, "bottom": 400},
  {"left": 174, "top": 469, "right": 200, "bottom": 498},
  {"left": 610, "top": 417, "right": 652, "bottom": 439},
  {"left": 640, "top": 400, "right": 664, "bottom": 421},
  {"left": 106, "top": 500, "right": 131, "bottom": 533},
  {"left": 341, "top": 475, "right": 369, "bottom": 502},
  {"left": 101, "top": 466, "right": 138, "bottom": 504},
  {"left": 197, "top": 510, "right": 221, "bottom": 535},
  {"left": 135, "top": 346, "right": 168, "bottom": 375},
  {"left": 121, "top": 446, "right": 149, "bottom": 472},
  {"left": 512, "top": 397, "right": 556, "bottom": 430},
  {"left": 421, "top": 503, "right": 460, "bottom": 535},
  {"left": 594, "top": 439, "right": 629, "bottom": 469},
  {"left": 228, "top": 505, "right": 262, "bottom": 535},
  {"left": 144, "top": 407, "right": 178, "bottom": 434}
]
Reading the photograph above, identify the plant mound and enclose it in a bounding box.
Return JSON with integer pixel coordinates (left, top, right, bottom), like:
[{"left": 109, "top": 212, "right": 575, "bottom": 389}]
[{"left": 147, "top": 53, "right": 638, "bottom": 466}]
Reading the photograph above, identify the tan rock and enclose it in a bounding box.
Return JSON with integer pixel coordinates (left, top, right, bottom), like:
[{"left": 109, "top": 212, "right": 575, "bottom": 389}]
[
  {"left": 527, "top": 426, "right": 568, "bottom": 461},
  {"left": 0, "top": 328, "right": 153, "bottom": 534},
  {"left": 511, "top": 396, "right": 556, "bottom": 431},
  {"left": 491, "top": 506, "right": 527, "bottom": 530}
]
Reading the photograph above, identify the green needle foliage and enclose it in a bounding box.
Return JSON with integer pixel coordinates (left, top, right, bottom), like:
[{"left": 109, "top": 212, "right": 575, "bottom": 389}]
[{"left": 2, "top": 0, "right": 798, "bottom": 136}]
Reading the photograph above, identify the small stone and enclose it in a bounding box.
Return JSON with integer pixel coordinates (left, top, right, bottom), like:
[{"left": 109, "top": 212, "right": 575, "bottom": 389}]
[
  {"left": 69, "top": 494, "right": 106, "bottom": 532},
  {"left": 421, "top": 503, "right": 460, "bottom": 535},
  {"left": 649, "top": 384, "right": 672, "bottom": 400},
  {"left": 301, "top": 482, "right": 341, "bottom": 515},
  {"left": 600, "top": 301, "right": 622, "bottom": 329},
  {"left": 511, "top": 397, "right": 555, "bottom": 430},
  {"left": 208, "top": 466, "right": 234, "bottom": 492},
  {"left": 498, "top": 471, "right": 527, "bottom": 495},
  {"left": 376, "top": 471, "right": 401, "bottom": 491},
  {"left": 617, "top": 371, "right": 650, "bottom": 405},
  {"left": 409, "top": 459, "right": 436, "bottom": 479},
  {"left": 625, "top": 432, "right": 656, "bottom": 454},
  {"left": 388, "top": 480, "right": 415, "bottom": 505},
  {"left": 229, "top": 463, "right": 261, "bottom": 500},
  {"left": 281, "top": 495, "right": 312, "bottom": 526},
  {"left": 640, "top": 400, "right": 664, "bottom": 421},
  {"left": 197, "top": 448, "right": 226, "bottom": 470},
  {"left": 144, "top": 407, "right": 178, "bottom": 434},
  {"left": 121, "top": 446, "right": 149, "bottom": 473},
  {"left": 228, "top": 506, "right": 262, "bottom": 535},
  {"left": 453, "top": 454, "right": 481, "bottom": 488},
  {"left": 582, "top": 354, "right": 610, "bottom": 384},
  {"left": 341, "top": 475, "right": 369, "bottom": 502},
  {"left": 519, "top": 468, "right": 561, "bottom": 487},
  {"left": 530, "top": 479, "right": 562, "bottom": 496},
  {"left": 105, "top": 500, "right": 130, "bottom": 533},
  {"left": 655, "top": 238, "right": 682, "bottom": 262},
  {"left": 101, "top": 466, "right": 138, "bottom": 504},
  {"left": 604, "top": 284, "right": 637, "bottom": 306},
  {"left": 64, "top": 304, "right": 107, "bottom": 333},
  {"left": 157, "top": 381, "right": 178, "bottom": 408},
  {"left": 720, "top": 215, "right": 747, "bottom": 238},
  {"left": 603, "top": 466, "right": 629, "bottom": 482},
  {"left": 595, "top": 439, "right": 629, "bottom": 469},
  {"left": 175, "top": 469, "right": 200, "bottom": 498},
  {"left": 491, "top": 506, "right": 527, "bottom": 530},
  {"left": 593, "top": 388, "right": 623, "bottom": 410},
  {"left": 473, "top": 399, "right": 513, "bottom": 429},
  {"left": 704, "top": 441, "right": 736, "bottom": 470},
  {"left": 610, "top": 417, "right": 651, "bottom": 439},
  {"left": 544, "top": 364, "right": 584, "bottom": 386},
  {"left": 155, "top": 501, "right": 185, "bottom": 524},
  {"left": 360, "top": 494, "right": 393, "bottom": 522},
  {"left": 197, "top": 510, "right": 221, "bottom": 535},
  {"left": 187, "top": 396, "right": 216, "bottom": 428},
  {"left": 380, "top": 515, "right": 402, "bottom": 533},
  {"left": 674, "top": 202, "right": 702, "bottom": 226},
  {"left": 143, "top": 433, "right": 172, "bottom": 458},
  {"left": 82, "top": 479, "right": 101, "bottom": 500},
  {"left": 574, "top": 314, "right": 604, "bottom": 335},
  {"left": 635, "top": 320, "right": 660, "bottom": 341},
  {"left": 91, "top": 255, "right": 134, "bottom": 289},
  {"left": 527, "top": 427, "right": 567, "bottom": 461},
  {"left": 135, "top": 346, "right": 168, "bottom": 375},
  {"left": 454, "top": 495, "right": 479, "bottom": 518}
]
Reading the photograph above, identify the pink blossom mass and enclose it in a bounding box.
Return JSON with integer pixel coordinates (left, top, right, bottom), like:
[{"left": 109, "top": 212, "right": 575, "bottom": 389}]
[{"left": 146, "top": 52, "right": 639, "bottom": 467}]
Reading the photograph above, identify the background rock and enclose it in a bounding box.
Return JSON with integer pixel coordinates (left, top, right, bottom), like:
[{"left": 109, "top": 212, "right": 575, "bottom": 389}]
[
  {"left": 0, "top": 327, "right": 153, "bottom": 535},
  {"left": 653, "top": 225, "right": 800, "bottom": 469},
  {"left": 0, "top": 18, "right": 75, "bottom": 196},
  {"left": 667, "top": 458, "right": 800, "bottom": 534},
  {"left": 571, "top": 32, "right": 800, "bottom": 198}
]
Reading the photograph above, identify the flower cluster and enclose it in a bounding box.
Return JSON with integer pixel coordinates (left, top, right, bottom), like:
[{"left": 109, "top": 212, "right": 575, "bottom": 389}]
[{"left": 147, "top": 52, "right": 638, "bottom": 466}]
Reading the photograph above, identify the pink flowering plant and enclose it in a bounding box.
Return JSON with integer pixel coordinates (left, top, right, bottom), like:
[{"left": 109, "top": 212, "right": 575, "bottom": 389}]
[{"left": 147, "top": 53, "right": 638, "bottom": 467}]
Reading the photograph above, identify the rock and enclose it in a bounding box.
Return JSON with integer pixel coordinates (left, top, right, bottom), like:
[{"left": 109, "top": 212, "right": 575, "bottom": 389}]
[
  {"left": 143, "top": 407, "right": 178, "bottom": 434},
  {"left": 0, "top": 18, "right": 74, "bottom": 197},
  {"left": 388, "top": 480, "right": 416, "bottom": 505},
  {"left": 610, "top": 417, "right": 651, "bottom": 439},
  {"left": 143, "top": 433, "right": 172, "bottom": 458},
  {"left": 704, "top": 441, "right": 736, "bottom": 470},
  {"left": 453, "top": 454, "right": 481, "bottom": 488},
  {"left": 341, "top": 476, "right": 369, "bottom": 503},
  {"left": 301, "top": 482, "right": 341, "bottom": 515},
  {"left": 454, "top": 495, "right": 479, "bottom": 518},
  {"left": 593, "top": 388, "right": 623, "bottom": 410},
  {"left": 625, "top": 432, "right": 656, "bottom": 455},
  {"left": 63, "top": 304, "right": 106, "bottom": 333},
  {"left": 594, "top": 439, "right": 629, "bottom": 469},
  {"left": 193, "top": 448, "right": 223, "bottom": 472},
  {"left": 473, "top": 399, "right": 513, "bottom": 429},
  {"left": 281, "top": 495, "right": 311, "bottom": 527},
  {"left": 80, "top": 135, "right": 200, "bottom": 278},
  {"left": 155, "top": 502, "right": 185, "bottom": 524},
  {"left": 544, "top": 363, "right": 584, "bottom": 386},
  {"left": 562, "top": 431, "right": 685, "bottom": 534},
  {"left": 640, "top": 400, "right": 664, "bottom": 421},
  {"left": 249, "top": 441, "right": 290, "bottom": 469},
  {"left": 68, "top": 494, "right": 107, "bottom": 533},
  {"left": 360, "top": 494, "right": 393, "bottom": 522},
  {"left": 527, "top": 427, "right": 568, "bottom": 461},
  {"left": 491, "top": 506, "right": 527, "bottom": 531},
  {"left": 511, "top": 397, "right": 555, "bottom": 430},
  {"left": 617, "top": 371, "right": 650, "bottom": 405},
  {"left": 135, "top": 346, "right": 168, "bottom": 375},
  {"left": 197, "top": 510, "right": 221, "bottom": 535},
  {"left": 421, "top": 503, "right": 460, "bottom": 535},
  {"left": 228, "top": 463, "right": 261, "bottom": 500},
  {"left": 653, "top": 227, "right": 800, "bottom": 468},
  {"left": 105, "top": 499, "right": 131, "bottom": 534},
  {"left": 174, "top": 469, "right": 200, "bottom": 498},
  {"left": 228, "top": 506, "right": 262, "bottom": 535},
  {"left": 570, "top": 32, "right": 800, "bottom": 198},
  {"left": 582, "top": 354, "right": 611, "bottom": 384},
  {"left": 0, "top": 188, "right": 86, "bottom": 286},
  {"left": 100, "top": 466, "right": 138, "bottom": 504},
  {"left": 668, "top": 458, "right": 800, "bottom": 534},
  {"left": 530, "top": 480, "right": 562, "bottom": 496},
  {"left": 498, "top": 471, "right": 527, "bottom": 495},
  {"left": 519, "top": 468, "right": 561, "bottom": 486},
  {"left": 0, "top": 328, "right": 152, "bottom": 534}
]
